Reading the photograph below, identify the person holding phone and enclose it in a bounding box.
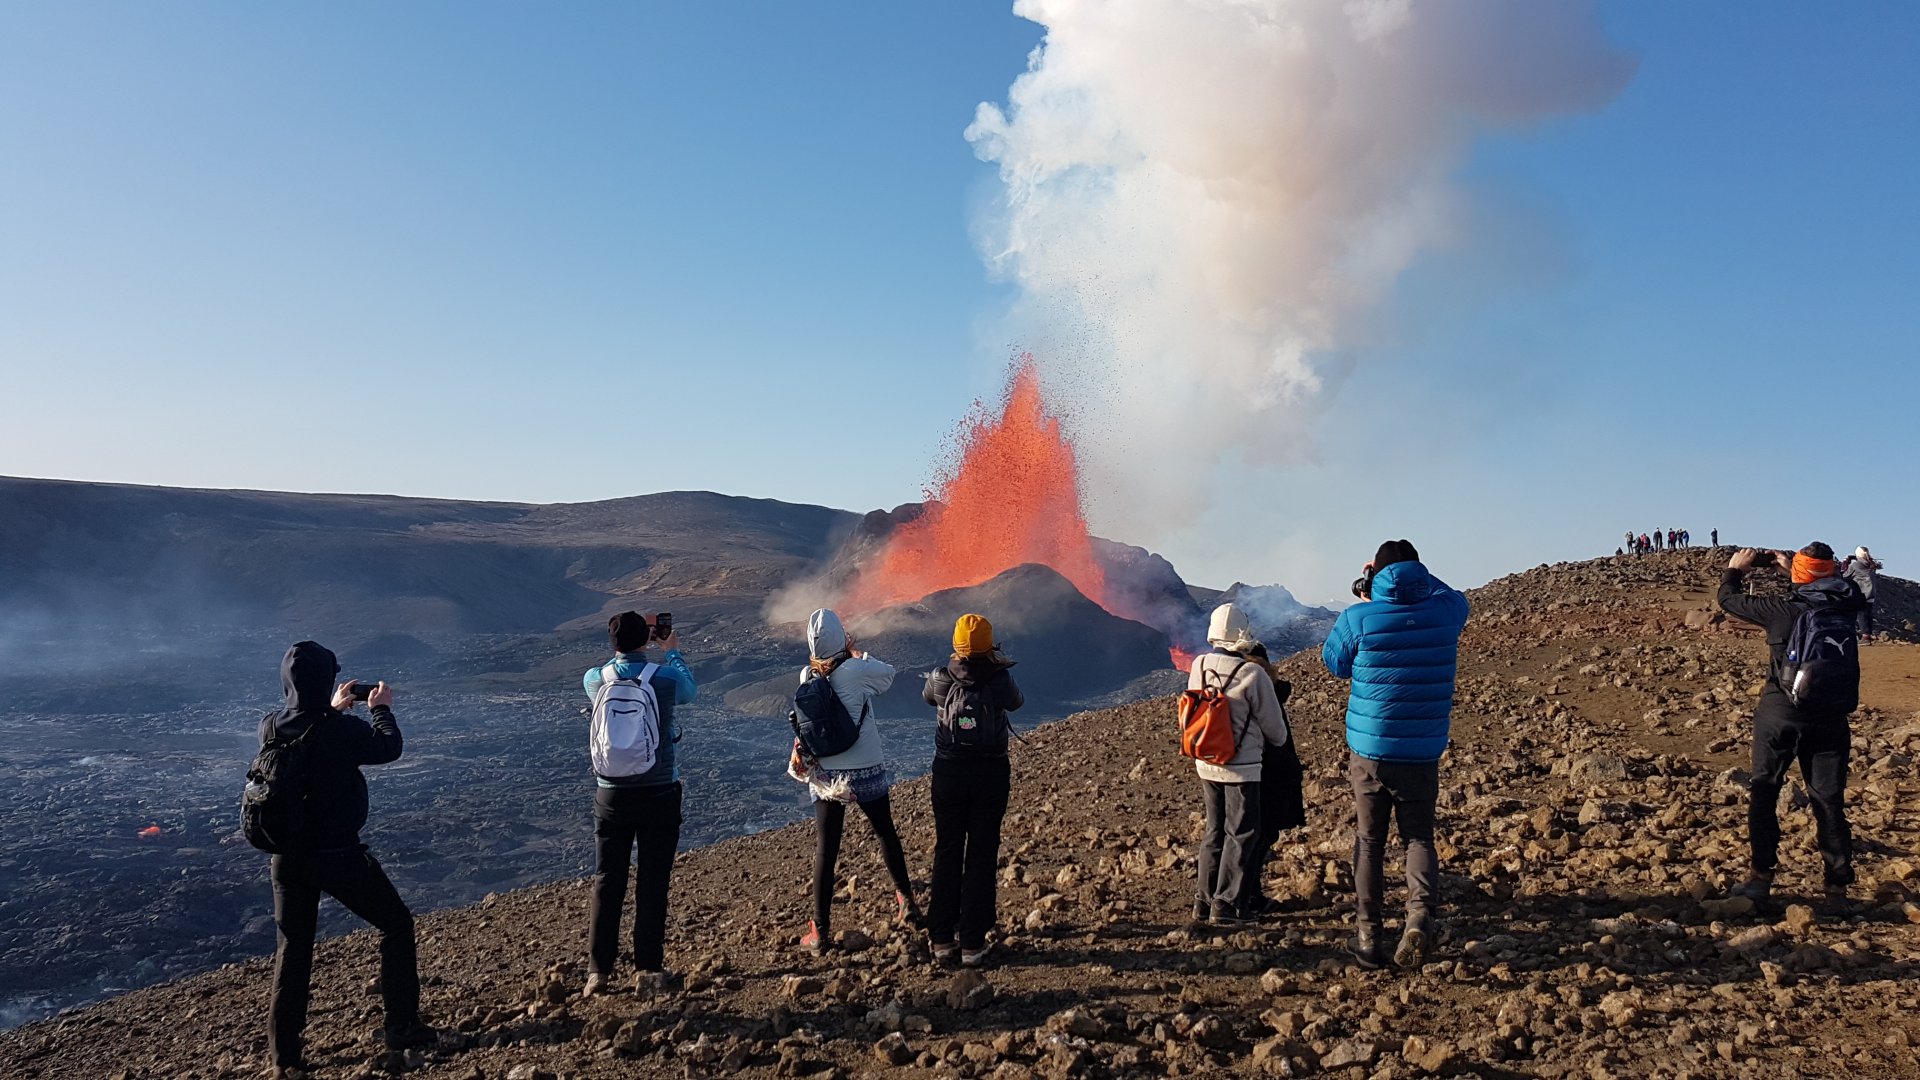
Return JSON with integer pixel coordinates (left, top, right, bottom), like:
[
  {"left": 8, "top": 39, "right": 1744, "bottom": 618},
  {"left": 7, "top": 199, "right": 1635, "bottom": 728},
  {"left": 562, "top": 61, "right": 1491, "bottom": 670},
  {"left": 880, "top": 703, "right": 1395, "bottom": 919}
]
[
  {"left": 259, "top": 641, "right": 434, "bottom": 1079},
  {"left": 1719, "top": 545, "right": 1867, "bottom": 901},
  {"left": 580, "top": 611, "right": 697, "bottom": 995}
]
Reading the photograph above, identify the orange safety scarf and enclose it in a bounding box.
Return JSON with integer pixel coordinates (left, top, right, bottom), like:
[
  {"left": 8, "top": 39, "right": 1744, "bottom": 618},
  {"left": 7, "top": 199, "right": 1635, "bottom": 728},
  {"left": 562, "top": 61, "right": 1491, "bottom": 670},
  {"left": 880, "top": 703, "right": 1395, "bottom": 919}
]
[{"left": 1791, "top": 554, "right": 1836, "bottom": 584}]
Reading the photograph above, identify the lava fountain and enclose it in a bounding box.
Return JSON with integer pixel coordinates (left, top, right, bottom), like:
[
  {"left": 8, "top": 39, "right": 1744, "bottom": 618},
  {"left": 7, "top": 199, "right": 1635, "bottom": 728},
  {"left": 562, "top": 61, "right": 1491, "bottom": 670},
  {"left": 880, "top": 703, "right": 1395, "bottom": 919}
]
[{"left": 842, "top": 356, "right": 1112, "bottom": 617}]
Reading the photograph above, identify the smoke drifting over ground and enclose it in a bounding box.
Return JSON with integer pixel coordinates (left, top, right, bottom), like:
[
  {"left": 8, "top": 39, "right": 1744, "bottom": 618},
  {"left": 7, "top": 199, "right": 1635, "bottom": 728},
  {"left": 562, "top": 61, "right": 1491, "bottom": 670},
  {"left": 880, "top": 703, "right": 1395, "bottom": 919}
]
[{"left": 967, "top": 0, "right": 1635, "bottom": 522}]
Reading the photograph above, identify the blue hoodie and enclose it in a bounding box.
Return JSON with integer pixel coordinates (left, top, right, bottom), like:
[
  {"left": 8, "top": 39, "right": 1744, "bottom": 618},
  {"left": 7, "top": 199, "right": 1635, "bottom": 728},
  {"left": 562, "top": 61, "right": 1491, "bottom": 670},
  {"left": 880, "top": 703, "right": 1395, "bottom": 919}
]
[
  {"left": 582, "top": 649, "right": 697, "bottom": 787},
  {"left": 1321, "top": 561, "right": 1470, "bottom": 763}
]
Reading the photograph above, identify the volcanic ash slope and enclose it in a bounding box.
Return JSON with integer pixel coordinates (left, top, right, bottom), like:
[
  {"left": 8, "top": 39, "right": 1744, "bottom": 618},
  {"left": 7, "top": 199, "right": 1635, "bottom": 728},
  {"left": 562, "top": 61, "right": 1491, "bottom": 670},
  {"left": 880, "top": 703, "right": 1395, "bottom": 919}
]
[{"left": 7, "top": 549, "right": 1920, "bottom": 1079}]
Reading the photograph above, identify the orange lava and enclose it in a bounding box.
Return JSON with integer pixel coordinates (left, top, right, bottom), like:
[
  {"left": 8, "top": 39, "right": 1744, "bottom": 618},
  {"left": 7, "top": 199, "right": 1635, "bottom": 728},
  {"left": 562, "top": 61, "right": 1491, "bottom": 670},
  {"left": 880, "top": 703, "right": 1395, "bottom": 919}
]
[
  {"left": 1169, "top": 646, "right": 1201, "bottom": 675},
  {"left": 843, "top": 356, "right": 1111, "bottom": 616}
]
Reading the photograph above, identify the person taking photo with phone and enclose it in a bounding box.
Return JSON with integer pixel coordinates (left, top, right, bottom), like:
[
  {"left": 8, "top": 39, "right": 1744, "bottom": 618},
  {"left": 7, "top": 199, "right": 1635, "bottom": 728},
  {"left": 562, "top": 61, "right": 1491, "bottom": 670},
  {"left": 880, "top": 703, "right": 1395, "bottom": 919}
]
[
  {"left": 255, "top": 641, "right": 434, "bottom": 1079},
  {"left": 580, "top": 610, "right": 697, "bottom": 995},
  {"left": 1718, "top": 545, "right": 1866, "bottom": 902},
  {"left": 788, "top": 608, "right": 921, "bottom": 953}
]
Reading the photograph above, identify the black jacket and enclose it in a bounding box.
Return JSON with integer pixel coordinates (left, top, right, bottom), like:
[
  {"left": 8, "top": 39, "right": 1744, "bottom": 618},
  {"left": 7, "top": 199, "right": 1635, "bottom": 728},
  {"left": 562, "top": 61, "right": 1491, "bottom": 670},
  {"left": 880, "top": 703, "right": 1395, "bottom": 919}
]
[
  {"left": 1718, "top": 570, "right": 1866, "bottom": 724},
  {"left": 258, "top": 641, "right": 403, "bottom": 852},
  {"left": 923, "top": 656, "right": 1024, "bottom": 768}
]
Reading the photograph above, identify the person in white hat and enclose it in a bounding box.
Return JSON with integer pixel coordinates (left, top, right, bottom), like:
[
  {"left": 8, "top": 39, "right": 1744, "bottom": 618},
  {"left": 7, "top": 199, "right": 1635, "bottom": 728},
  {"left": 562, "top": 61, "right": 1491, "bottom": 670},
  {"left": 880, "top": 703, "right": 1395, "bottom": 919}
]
[{"left": 1843, "top": 547, "right": 1883, "bottom": 641}]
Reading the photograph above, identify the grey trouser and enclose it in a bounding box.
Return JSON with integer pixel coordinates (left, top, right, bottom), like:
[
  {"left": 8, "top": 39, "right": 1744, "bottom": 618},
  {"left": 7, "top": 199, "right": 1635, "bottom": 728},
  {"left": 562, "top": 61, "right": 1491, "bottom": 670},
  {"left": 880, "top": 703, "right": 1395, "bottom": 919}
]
[
  {"left": 1349, "top": 753, "right": 1439, "bottom": 931},
  {"left": 1197, "top": 779, "right": 1260, "bottom": 915}
]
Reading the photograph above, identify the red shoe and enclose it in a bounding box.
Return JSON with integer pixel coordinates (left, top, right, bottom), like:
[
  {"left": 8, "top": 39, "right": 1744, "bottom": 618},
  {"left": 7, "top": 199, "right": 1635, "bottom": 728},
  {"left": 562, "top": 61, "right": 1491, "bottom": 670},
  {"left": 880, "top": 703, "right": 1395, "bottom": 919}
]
[
  {"left": 800, "top": 920, "right": 827, "bottom": 955},
  {"left": 896, "top": 890, "right": 923, "bottom": 927}
]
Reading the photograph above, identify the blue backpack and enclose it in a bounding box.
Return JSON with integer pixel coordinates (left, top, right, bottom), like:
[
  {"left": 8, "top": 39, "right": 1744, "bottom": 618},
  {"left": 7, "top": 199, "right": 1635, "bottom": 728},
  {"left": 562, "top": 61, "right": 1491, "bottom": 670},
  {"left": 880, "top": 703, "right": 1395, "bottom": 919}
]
[
  {"left": 1779, "top": 604, "right": 1860, "bottom": 716},
  {"left": 791, "top": 673, "right": 867, "bottom": 759}
]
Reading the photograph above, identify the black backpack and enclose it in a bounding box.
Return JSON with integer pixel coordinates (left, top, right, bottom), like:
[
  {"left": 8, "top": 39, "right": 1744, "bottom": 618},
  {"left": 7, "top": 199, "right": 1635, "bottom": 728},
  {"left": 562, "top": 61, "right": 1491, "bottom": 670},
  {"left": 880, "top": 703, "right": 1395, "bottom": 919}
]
[
  {"left": 241, "top": 717, "right": 318, "bottom": 854},
  {"left": 791, "top": 674, "right": 867, "bottom": 760},
  {"left": 937, "top": 676, "right": 1007, "bottom": 754},
  {"left": 1779, "top": 604, "right": 1860, "bottom": 716}
]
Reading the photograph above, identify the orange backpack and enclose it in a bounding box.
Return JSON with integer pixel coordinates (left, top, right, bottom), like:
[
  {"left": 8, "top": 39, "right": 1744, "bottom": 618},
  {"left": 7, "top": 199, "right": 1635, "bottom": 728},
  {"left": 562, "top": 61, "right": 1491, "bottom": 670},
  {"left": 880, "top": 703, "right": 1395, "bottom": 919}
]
[{"left": 1177, "top": 659, "right": 1251, "bottom": 766}]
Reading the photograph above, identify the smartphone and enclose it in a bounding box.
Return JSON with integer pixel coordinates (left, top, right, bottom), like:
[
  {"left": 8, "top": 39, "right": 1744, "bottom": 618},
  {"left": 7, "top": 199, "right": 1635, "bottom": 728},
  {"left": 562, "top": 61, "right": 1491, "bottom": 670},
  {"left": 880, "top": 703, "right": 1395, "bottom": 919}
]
[
  {"left": 652, "top": 612, "right": 673, "bottom": 640},
  {"left": 348, "top": 681, "right": 380, "bottom": 701}
]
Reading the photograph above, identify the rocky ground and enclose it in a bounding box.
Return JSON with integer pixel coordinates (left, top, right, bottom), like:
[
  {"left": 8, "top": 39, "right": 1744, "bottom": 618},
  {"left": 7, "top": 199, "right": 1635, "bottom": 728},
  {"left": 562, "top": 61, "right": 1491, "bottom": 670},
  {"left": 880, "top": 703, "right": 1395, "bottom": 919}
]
[{"left": 5, "top": 548, "right": 1920, "bottom": 1079}]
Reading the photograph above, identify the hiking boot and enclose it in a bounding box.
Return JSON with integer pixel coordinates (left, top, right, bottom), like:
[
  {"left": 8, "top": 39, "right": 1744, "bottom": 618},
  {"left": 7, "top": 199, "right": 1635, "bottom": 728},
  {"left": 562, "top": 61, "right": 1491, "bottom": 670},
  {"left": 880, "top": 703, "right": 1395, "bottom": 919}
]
[
  {"left": 1393, "top": 925, "right": 1429, "bottom": 970},
  {"left": 1243, "top": 894, "right": 1282, "bottom": 919},
  {"left": 801, "top": 920, "right": 828, "bottom": 955},
  {"left": 930, "top": 939, "right": 959, "bottom": 965},
  {"left": 1348, "top": 927, "right": 1385, "bottom": 970},
  {"left": 381, "top": 1022, "right": 439, "bottom": 1052},
  {"left": 1731, "top": 874, "right": 1774, "bottom": 903},
  {"left": 581, "top": 971, "right": 610, "bottom": 998},
  {"left": 1823, "top": 866, "right": 1855, "bottom": 901},
  {"left": 896, "top": 890, "right": 924, "bottom": 928},
  {"left": 1209, "top": 903, "right": 1246, "bottom": 927},
  {"left": 960, "top": 942, "right": 994, "bottom": 968}
]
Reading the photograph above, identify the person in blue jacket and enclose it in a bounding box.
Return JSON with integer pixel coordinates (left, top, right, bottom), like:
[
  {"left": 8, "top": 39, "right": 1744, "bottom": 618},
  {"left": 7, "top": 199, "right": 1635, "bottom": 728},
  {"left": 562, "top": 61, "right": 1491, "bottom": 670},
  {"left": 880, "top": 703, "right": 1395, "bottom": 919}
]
[
  {"left": 580, "top": 610, "right": 697, "bottom": 996},
  {"left": 1322, "top": 539, "right": 1469, "bottom": 971}
]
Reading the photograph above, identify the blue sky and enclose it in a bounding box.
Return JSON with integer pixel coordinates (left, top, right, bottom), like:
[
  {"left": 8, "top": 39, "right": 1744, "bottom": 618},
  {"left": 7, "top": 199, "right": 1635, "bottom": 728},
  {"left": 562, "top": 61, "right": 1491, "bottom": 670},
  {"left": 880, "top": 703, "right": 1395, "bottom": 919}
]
[{"left": 1, "top": 3, "right": 1914, "bottom": 603}]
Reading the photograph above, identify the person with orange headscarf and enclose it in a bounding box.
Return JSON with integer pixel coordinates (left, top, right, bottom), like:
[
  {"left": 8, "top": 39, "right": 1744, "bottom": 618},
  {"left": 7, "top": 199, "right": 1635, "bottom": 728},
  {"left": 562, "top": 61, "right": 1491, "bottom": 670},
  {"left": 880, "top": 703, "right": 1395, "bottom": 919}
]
[{"left": 1718, "top": 543, "right": 1868, "bottom": 902}]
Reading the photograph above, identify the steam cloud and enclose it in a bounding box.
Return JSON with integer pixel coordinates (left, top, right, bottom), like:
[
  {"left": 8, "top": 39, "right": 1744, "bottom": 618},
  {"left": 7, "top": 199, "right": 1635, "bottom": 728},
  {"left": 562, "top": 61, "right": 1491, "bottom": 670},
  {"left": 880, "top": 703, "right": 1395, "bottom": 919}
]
[{"left": 967, "top": 0, "right": 1635, "bottom": 521}]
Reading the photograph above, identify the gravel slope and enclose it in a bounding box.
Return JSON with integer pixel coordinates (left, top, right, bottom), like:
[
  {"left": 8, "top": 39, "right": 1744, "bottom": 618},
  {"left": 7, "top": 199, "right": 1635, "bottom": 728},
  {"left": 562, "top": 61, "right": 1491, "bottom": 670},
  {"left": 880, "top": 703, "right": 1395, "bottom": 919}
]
[{"left": 6, "top": 548, "right": 1920, "bottom": 1080}]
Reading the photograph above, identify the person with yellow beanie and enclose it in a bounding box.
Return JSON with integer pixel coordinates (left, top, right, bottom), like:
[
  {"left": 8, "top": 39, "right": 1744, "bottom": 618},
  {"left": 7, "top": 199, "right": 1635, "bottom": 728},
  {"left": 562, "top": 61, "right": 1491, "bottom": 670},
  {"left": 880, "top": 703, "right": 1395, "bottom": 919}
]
[{"left": 921, "top": 613, "right": 1024, "bottom": 967}]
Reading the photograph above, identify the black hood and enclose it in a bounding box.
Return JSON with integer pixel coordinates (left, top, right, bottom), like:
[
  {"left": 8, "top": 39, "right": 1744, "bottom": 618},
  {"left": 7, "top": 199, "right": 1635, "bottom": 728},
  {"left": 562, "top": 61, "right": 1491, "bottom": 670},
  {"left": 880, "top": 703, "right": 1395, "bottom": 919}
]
[
  {"left": 947, "top": 654, "right": 1014, "bottom": 686},
  {"left": 1795, "top": 577, "right": 1866, "bottom": 612},
  {"left": 281, "top": 640, "right": 340, "bottom": 713}
]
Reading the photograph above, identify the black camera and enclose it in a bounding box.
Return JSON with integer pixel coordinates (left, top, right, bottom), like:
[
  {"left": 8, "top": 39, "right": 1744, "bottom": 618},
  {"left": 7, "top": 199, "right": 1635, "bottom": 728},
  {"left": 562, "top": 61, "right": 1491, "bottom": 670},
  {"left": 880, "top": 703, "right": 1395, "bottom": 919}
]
[
  {"left": 651, "top": 612, "right": 673, "bottom": 640},
  {"left": 1749, "top": 552, "right": 1777, "bottom": 570},
  {"left": 348, "top": 681, "right": 380, "bottom": 701},
  {"left": 1351, "top": 568, "right": 1377, "bottom": 600}
]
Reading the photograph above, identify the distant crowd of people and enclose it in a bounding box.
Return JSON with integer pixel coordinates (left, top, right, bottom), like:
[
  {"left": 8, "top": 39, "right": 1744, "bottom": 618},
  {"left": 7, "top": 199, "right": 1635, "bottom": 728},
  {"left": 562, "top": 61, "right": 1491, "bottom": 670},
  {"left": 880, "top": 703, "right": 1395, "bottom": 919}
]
[
  {"left": 1622, "top": 526, "right": 1705, "bottom": 555},
  {"left": 240, "top": 533, "right": 1881, "bottom": 1078}
]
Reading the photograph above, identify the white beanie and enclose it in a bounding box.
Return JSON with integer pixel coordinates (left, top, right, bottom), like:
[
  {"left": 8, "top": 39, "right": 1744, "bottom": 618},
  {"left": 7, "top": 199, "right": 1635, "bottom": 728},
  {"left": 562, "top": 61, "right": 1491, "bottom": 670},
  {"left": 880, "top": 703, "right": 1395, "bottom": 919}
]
[
  {"left": 807, "top": 608, "right": 848, "bottom": 660},
  {"left": 1206, "top": 603, "right": 1256, "bottom": 653},
  {"left": 1856, "top": 546, "right": 1871, "bottom": 560}
]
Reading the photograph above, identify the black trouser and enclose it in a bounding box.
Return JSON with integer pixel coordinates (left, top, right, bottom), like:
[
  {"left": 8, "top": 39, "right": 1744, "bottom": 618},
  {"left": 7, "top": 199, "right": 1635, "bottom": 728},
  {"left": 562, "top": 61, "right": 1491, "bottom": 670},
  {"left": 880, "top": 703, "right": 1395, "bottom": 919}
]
[
  {"left": 1750, "top": 712, "right": 1852, "bottom": 882},
  {"left": 1858, "top": 602, "right": 1875, "bottom": 638},
  {"left": 589, "top": 782, "right": 683, "bottom": 974},
  {"left": 813, "top": 794, "right": 913, "bottom": 929},
  {"left": 928, "top": 759, "right": 1010, "bottom": 948},
  {"left": 1241, "top": 742, "right": 1305, "bottom": 909},
  {"left": 1196, "top": 779, "right": 1259, "bottom": 916},
  {"left": 1350, "top": 754, "right": 1439, "bottom": 932},
  {"left": 269, "top": 849, "right": 418, "bottom": 1067}
]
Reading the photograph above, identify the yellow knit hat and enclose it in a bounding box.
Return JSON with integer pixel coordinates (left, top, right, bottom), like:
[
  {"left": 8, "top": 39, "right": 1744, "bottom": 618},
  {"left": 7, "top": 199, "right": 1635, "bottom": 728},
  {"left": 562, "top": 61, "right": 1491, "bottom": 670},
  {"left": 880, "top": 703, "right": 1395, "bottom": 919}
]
[{"left": 952, "top": 613, "right": 995, "bottom": 658}]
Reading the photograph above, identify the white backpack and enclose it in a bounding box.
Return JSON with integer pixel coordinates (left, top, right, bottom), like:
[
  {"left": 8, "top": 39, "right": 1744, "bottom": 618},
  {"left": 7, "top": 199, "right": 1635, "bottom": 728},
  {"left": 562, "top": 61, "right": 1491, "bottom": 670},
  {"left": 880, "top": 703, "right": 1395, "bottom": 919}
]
[{"left": 590, "top": 662, "right": 661, "bottom": 778}]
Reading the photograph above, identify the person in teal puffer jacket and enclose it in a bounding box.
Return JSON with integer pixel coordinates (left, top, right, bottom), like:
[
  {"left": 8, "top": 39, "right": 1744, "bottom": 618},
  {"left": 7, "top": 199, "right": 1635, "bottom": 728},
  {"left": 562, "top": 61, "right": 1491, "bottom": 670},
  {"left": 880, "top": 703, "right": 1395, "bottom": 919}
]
[{"left": 1322, "top": 540, "right": 1469, "bottom": 971}]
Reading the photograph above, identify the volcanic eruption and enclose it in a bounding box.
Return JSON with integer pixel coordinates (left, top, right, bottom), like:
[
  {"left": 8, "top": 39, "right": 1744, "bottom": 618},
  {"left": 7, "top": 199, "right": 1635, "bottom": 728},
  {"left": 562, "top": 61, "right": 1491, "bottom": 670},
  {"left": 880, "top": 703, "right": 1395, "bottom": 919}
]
[{"left": 842, "top": 356, "right": 1111, "bottom": 618}]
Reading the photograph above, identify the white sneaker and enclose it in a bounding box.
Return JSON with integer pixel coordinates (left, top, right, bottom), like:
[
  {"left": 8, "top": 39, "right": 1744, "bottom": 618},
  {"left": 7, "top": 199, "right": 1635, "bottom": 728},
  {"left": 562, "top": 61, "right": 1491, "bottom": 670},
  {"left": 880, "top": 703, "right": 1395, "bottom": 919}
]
[{"left": 582, "top": 971, "right": 610, "bottom": 998}]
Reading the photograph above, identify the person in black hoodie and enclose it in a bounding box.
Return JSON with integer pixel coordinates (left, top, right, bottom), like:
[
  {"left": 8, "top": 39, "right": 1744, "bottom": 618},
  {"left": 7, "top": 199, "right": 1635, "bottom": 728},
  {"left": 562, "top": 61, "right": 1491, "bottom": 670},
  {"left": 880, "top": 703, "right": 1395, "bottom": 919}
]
[
  {"left": 921, "top": 614, "right": 1023, "bottom": 967},
  {"left": 1241, "top": 642, "right": 1306, "bottom": 916},
  {"left": 259, "top": 641, "right": 433, "bottom": 1078},
  {"left": 1718, "top": 545, "right": 1867, "bottom": 901}
]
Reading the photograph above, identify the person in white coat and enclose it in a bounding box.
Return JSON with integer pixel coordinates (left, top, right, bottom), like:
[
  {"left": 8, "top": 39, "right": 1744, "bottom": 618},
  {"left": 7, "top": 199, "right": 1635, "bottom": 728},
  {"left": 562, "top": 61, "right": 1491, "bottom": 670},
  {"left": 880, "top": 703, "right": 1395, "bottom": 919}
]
[
  {"left": 1187, "top": 604, "right": 1289, "bottom": 926},
  {"left": 789, "top": 608, "right": 921, "bottom": 953}
]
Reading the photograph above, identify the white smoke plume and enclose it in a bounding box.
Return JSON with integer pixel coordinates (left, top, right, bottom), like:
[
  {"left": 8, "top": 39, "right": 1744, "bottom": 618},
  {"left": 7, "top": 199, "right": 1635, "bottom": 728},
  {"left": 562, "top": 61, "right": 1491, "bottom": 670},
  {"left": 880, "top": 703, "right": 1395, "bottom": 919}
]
[{"left": 967, "top": 0, "right": 1635, "bottom": 523}]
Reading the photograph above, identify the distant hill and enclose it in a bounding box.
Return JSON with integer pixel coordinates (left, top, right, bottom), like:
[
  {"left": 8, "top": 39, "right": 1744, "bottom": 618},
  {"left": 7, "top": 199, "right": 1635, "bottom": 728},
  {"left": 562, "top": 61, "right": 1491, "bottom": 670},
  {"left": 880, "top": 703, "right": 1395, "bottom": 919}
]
[{"left": 0, "top": 476, "right": 859, "bottom": 642}]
